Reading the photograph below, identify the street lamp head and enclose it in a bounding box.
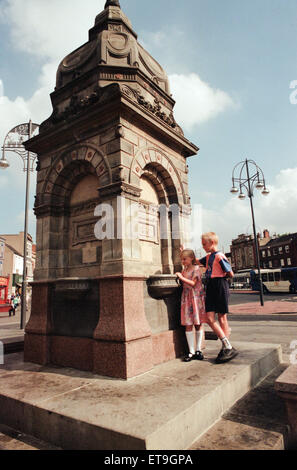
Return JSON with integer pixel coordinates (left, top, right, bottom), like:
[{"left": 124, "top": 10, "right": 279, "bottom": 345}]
[
  {"left": 230, "top": 186, "right": 239, "bottom": 194},
  {"left": 238, "top": 192, "right": 246, "bottom": 200},
  {"left": 0, "top": 158, "right": 10, "bottom": 170},
  {"left": 262, "top": 187, "right": 270, "bottom": 196},
  {"left": 255, "top": 181, "right": 264, "bottom": 190}
]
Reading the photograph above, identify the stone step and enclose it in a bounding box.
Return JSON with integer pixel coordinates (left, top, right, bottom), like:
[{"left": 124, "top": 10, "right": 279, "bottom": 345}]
[
  {"left": 0, "top": 341, "right": 282, "bottom": 450},
  {"left": 189, "top": 364, "right": 290, "bottom": 450},
  {"left": 0, "top": 424, "right": 60, "bottom": 451},
  {"left": 3, "top": 337, "right": 24, "bottom": 354}
]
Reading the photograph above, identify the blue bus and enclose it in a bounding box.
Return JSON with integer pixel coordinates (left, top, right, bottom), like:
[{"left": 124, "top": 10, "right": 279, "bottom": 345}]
[{"left": 250, "top": 268, "right": 297, "bottom": 294}]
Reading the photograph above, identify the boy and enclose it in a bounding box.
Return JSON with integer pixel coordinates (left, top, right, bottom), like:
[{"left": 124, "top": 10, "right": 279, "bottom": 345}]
[{"left": 199, "top": 232, "right": 238, "bottom": 364}]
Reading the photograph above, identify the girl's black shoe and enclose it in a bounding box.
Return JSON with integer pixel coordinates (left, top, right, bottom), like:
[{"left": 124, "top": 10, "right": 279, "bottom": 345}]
[
  {"left": 194, "top": 351, "right": 204, "bottom": 361},
  {"left": 183, "top": 353, "right": 194, "bottom": 362}
]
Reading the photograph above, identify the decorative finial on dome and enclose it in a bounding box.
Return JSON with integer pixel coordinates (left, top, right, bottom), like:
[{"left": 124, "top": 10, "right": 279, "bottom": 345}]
[{"left": 105, "top": 0, "right": 120, "bottom": 8}]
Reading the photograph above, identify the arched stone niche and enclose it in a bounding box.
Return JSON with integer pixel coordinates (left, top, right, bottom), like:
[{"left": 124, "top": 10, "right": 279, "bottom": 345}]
[
  {"left": 129, "top": 147, "right": 185, "bottom": 205},
  {"left": 138, "top": 176, "right": 162, "bottom": 271},
  {"left": 130, "top": 147, "right": 184, "bottom": 275},
  {"left": 35, "top": 145, "right": 112, "bottom": 280}
]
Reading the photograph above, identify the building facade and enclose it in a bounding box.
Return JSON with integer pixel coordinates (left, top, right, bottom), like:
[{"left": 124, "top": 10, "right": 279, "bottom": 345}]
[
  {"left": 0, "top": 237, "right": 4, "bottom": 276},
  {"left": 0, "top": 232, "right": 34, "bottom": 294},
  {"left": 230, "top": 230, "right": 297, "bottom": 271},
  {"left": 230, "top": 230, "right": 271, "bottom": 272},
  {"left": 260, "top": 232, "right": 297, "bottom": 269}
]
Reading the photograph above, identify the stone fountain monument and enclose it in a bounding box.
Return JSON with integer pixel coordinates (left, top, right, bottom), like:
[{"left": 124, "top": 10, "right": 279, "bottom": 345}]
[{"left": 24, "top": 0, "right": 199, "bottom": 379}]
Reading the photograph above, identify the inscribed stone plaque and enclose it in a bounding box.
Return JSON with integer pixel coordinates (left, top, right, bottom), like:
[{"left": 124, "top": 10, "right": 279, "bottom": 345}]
[{"left": 83, "top": 244, "right": 97, "bottom": 264}]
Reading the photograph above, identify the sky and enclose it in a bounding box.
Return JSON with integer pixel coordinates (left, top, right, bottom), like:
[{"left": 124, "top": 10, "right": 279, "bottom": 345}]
[{"left": 0, "top": 0, "right": 297, "bottom": 254}]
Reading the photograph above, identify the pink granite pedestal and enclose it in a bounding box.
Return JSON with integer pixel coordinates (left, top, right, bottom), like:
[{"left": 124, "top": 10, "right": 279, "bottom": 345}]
[{"left": 93, "top": 276, "right": 154, "bottom": 379}]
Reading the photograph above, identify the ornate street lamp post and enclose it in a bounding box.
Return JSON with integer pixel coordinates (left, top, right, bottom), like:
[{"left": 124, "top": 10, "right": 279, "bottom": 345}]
[
  {"left": 230, "top": 159, "right": 270, "bottom": 306},
  {"left": 1, "top": 120, "right": 39, "bottom": 329}
]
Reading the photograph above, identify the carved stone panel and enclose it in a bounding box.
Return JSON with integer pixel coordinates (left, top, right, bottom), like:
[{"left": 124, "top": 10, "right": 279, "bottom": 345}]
[{"left": 72, "top": 218, "right": 98, "bottom": 246}]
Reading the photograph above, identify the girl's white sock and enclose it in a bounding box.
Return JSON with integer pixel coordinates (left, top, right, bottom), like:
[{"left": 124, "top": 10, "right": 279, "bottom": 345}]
[
  {"left": 196, "top": 330, "right": 204, "bottom": 352},
  {"left": 185, "top": 331, "right": 195, "bottom": 355}
]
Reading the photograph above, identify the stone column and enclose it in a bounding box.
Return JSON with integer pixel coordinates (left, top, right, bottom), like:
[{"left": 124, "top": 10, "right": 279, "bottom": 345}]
[
  {"left": 24, "top": 281, "right": 53, "bottom": 365},
  {"left": 93, "top": 182, "right": 153, "bottom": 379}
]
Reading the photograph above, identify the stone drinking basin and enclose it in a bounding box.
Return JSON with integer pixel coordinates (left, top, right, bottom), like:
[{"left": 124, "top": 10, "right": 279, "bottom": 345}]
[{"left": 147, "top": 274, "right": 181, "bottom": 299}]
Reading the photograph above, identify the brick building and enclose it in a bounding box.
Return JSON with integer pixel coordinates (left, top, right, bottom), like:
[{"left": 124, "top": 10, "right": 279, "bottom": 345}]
[
  {"left": 0, "top": 232, "right": 34, "bottom": 295},
  {"left": 230, "top": 230, "right": 270, "bottom": 272},
  {"left": 260, "top": 232, "right": 297, "bottom": 269}
]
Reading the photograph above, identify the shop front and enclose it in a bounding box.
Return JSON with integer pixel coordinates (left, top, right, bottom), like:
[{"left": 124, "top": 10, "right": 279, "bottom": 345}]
[{"left": 0, "top": 276, "right": 10, "bottom": 313}]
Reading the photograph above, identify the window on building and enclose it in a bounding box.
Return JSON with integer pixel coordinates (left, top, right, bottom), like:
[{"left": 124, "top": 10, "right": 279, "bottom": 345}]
[
  {"left": 273, "top": 248, "right": 277, "bottom": 255},
  {"left": 279, "top": 246, "right": 283, "bottom": 254},
  {"left": 285, "top": 245, "right": 290, "bottom": 253},
  {"left": 267, "top": 249, "right": 271, "bottom": 257},
  {"left": 269, "top": 261, "right": 272, "bottom": 268},
  {"left": 280, "top": 259, "right": 285, "bottom": 267},
  {"left": 262, "top": 251, "right": 266, "bottom": 258},
  {"left": 288, "top": 258, "right": 292, "bottom": 266}
]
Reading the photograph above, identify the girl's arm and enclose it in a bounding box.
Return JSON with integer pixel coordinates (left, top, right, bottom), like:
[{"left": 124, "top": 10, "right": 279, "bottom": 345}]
[{"left": 175, "top": 272, "right": 198, "bottom": 288}]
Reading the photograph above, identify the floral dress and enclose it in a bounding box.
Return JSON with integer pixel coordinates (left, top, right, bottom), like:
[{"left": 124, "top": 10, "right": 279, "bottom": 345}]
[{"left": 180, "top": 265, "right": 207, "bottom": 326}]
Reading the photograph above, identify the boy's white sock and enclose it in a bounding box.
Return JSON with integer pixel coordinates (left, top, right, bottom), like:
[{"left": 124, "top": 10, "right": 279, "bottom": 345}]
[
  {"left": 186, "top": 331, "right": 195, "bottom": 355},
  {"left": 221, "top": 337, "right": 232, "bottom": 350},
  {"left": 195, "top": 330, "right": 204, "bottom": 352}
]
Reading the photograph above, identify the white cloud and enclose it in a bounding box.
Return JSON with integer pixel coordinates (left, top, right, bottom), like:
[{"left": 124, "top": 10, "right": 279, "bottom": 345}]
[
  {"left": 170, "top": 73, "right": 237, "bottom": 131},
  {"left": 0, "top": 0, "right": 106, "bottom": 139},
  {"left": 200, "top": 167, "right": 297, "bottom": 251},
  {"left": 1, "top": 0, "right": 105, "bottom": 61},
  {"left": 140, "top": 26, "right": 237, "bottom": 131}
]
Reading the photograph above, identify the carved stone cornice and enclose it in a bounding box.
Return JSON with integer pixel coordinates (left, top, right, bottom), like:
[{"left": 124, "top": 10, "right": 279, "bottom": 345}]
[
  {"left": 40, "top": 83, "right": 120, "bottom": 133},
  {"left": 34, "top": 203, "right": 69, "bottom": 218},
  {"left": 120, "top": 84, "right": 184, "bottom": 136},
  {"left": 98, "top": 181, "right": 141, "bottom": 200}
]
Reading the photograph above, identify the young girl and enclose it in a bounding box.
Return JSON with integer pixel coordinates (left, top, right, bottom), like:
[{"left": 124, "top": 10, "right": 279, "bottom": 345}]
[{"left": 176, "top": 249, "right": 207, "bottom": 362}]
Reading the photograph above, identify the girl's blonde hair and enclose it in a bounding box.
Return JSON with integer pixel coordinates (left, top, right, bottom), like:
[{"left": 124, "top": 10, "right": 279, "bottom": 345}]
[
  {"left": 202, "top": 232, "right": 219, "bottom": 245},
  {"left": 181, "top": 249, "right": 197, "bottom": 265}
]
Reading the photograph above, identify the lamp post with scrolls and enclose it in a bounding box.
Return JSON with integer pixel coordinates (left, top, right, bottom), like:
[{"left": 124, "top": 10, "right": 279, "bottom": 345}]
[
  {"left": 0, "top": 120, "right": 39, "bottom": 329},
  {"left": 230, "top": 159, "right": 270, "bottom": 307}
]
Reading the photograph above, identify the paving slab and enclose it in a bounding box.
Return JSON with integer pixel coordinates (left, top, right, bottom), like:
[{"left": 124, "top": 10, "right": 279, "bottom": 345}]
[
  {"left": 190, "top": 364, "right": 290, "bottom": 450},
  {"left": 0, "top": 341, "right": 282, "bottom": 450},
  {"left": 230, "top": 300, "right": 297, "bottom": 315}
]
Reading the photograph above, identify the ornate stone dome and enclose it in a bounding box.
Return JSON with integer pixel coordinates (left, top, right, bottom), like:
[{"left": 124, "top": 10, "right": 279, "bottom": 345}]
[{"left": 56, "top": 0, "right": 170, "bottom": 95}]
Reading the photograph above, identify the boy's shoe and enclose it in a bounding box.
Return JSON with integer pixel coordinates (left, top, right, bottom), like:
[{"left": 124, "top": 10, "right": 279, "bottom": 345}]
[
  {"left": 216, "top": 348, "right": 225, "bottom": 360},
  {"left": 215, "top": 348, "right": 238, "bottom": 364},
  {"left": 183, "top": 353, "right": 195, "bottom": 362},
  {"left": 194, "top": 351, "right": 204, "bottom": 361}
]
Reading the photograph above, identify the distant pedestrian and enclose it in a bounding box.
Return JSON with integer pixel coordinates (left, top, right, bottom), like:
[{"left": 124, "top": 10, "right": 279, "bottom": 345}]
[
  {"left": 13, "top": 295, "right": 20, "bottom": 312},
  {"left": 199, "top": 232, "right": 238, "bottom": 364},
  {"left": 176, "top": 249, "right": 207, "bottom": 362},
  {"left": 9, "top": 295, "right": 16, "bottom": 317}
]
